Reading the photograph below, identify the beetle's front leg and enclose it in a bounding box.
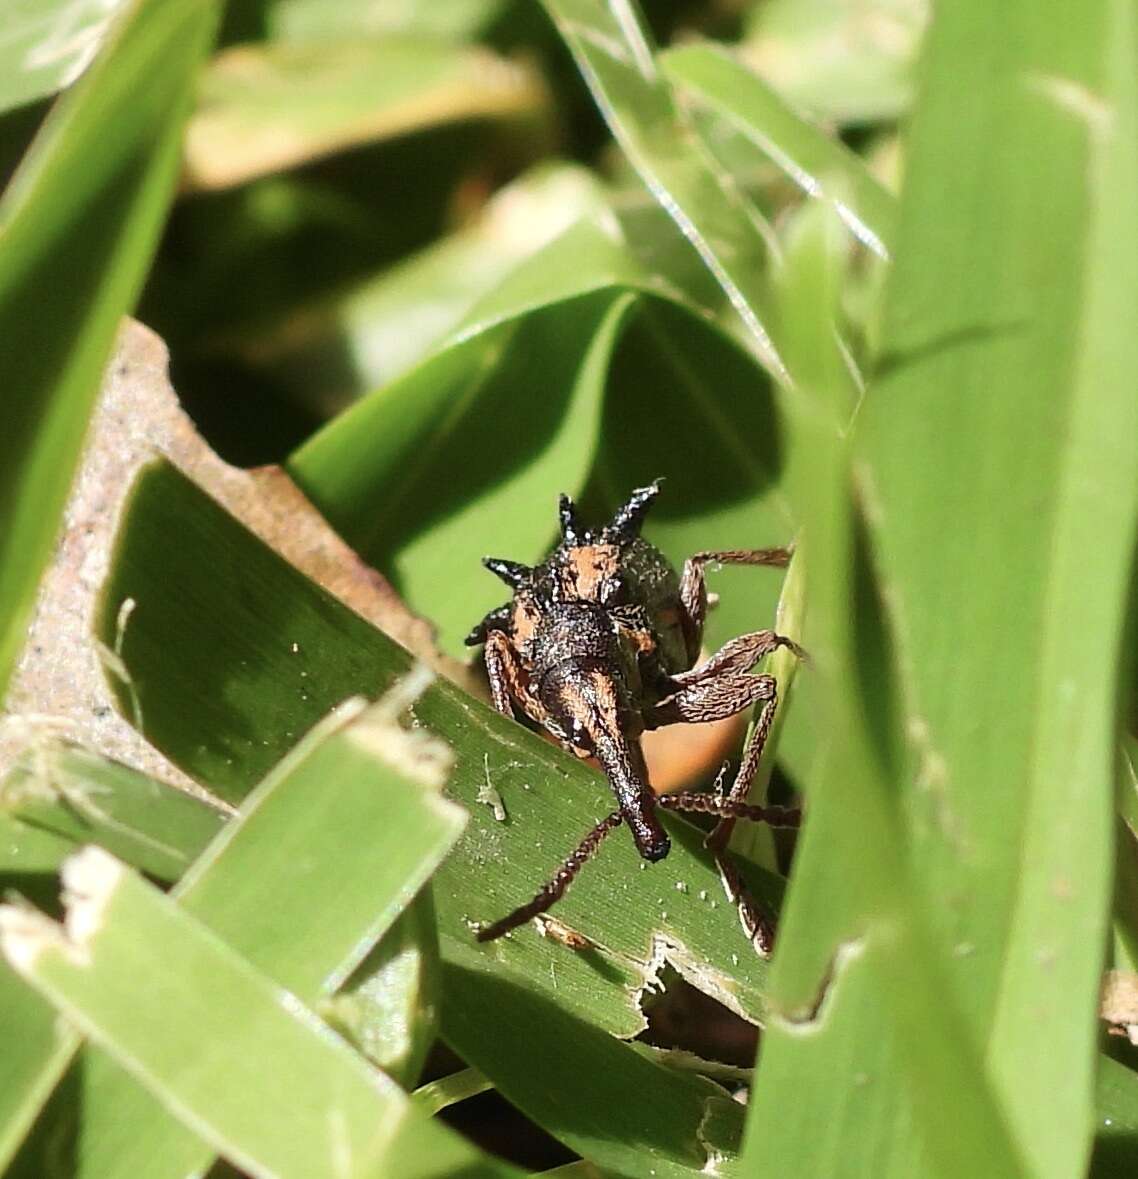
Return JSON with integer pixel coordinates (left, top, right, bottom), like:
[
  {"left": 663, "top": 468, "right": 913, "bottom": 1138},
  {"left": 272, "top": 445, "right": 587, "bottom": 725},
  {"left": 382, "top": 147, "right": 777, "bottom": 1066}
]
[
  {"left": 678, "top": 547, "right": 793, "bottom": 660},
  {"left": 483, "top": 631, "right": 549, "bottom": 729}
]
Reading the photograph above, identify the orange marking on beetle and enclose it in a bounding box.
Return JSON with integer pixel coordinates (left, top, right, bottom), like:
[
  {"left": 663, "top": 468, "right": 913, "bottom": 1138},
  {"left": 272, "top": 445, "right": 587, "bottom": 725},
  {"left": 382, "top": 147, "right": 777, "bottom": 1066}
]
[
  {"left": 511, "top": 597, "right": 540, "bottom": 646},
  {"left": 566, "top": 544, "right": 619, "bottom": 600}
]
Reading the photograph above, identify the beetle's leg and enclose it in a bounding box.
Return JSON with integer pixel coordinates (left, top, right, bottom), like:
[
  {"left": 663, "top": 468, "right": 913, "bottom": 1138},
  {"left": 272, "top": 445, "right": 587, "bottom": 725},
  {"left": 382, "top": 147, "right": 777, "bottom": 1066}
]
[
  {"left": 678, "top": 547, "right": 794, "bottom": 662},
  {"left": 475, "top": 811, "right": 623, "bottom": 942},
  {"left": 668, "top": 629, "right": 805, "bottom": 690},
  {"left": 658, "top": 792, "right": 801, "bottom": 826},
  {"left": 658, "top": 653, "right": 798, "bottom": 957},
  {"left": 654, "top": 627, "right": 803, "bottom": 835},
  {"left": 653, "top": 663, "right": 777, "bottom": 727},
  {"left": 658, "top": 793, "right": 801, "bottom": 956},
  {"left": 483, "top": 630, "right": 548, "bottom": 727}
]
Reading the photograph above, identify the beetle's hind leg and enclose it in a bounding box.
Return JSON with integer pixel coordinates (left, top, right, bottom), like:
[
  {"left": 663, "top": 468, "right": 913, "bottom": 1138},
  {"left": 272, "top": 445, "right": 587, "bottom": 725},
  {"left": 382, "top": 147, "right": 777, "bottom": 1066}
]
[
  {"left": 659, "top": 792, "right": 801, "bottom": 955},
  {"left": 654, "top": 636, "right": 804, "bottom": 956}
]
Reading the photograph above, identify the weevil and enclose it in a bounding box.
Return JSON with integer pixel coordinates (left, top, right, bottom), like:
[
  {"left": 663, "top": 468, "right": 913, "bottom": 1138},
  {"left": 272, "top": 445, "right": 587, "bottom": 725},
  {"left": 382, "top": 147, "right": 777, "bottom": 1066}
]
[{"left": 466, "top": 481, "right": 804, "bottom": 954}]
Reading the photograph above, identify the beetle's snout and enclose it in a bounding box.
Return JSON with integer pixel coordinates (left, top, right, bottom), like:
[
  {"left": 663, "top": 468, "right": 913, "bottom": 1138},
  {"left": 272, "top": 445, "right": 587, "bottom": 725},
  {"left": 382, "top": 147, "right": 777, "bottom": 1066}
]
[
  {"left": 637, "top": 827, "right": 671, "bottom": 861},
  {"left": 540, "top": 662, "right": 671, "bottom": 864}
]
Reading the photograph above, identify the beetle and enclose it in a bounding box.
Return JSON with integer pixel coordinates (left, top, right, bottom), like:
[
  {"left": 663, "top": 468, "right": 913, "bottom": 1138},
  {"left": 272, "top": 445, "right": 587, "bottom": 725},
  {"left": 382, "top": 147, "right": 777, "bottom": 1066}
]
[{"left": 466, "top": 481, "right": 804, "bottom": 953}]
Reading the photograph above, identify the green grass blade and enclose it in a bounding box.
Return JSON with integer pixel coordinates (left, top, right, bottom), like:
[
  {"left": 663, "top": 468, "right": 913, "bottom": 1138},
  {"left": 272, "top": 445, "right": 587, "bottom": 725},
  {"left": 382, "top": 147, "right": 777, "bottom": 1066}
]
[
  {"left": 412, "top": 1067, "right": 494, "bottom": 1117},
  {"left": 266, "top": 0, "right": 507, "bottom": 41},
  {"left": 0, "top": 0, "right": 218, "bottom": 696},
  {"left": 3, "top": 744, "right": 226, "bottom": 882},
  {"left": 0, "top": 847, "right": 514, "bottom": 1179},
  {"left": 44, "top": 683, "right": 467, "bottom": 1179},
  {"left": 327, "top": 895, "right": 442, "bottom": 1087},
  {"left": 440, "top": 960, "right": 745, "bottom": 1178},
  {"left": 739, "top": 0, "right": 927, "bottom": 125},
  {"left": 174, "top": 687, "right": 465, "bottom": 994},
  {"left": 539, "top": 0, "right": 789, "bottom": 379},
  {"left": 0, "top": 932, "right": 74, "bottom": 1175},
  {"left": 740, "top": 204, "right": 1025, "bottom": 1177},
  {"left": 851, "top": 1, "right": 1138, "bottom": 1175},
  {"left": 232, "top": 164, "right": 607, "bottom": 404},
  {"left": 659, "top": 43, "right": 897, "bottom": 259},
  {"left": 183, "top": 36, "right": 548, "bottom": 191}
]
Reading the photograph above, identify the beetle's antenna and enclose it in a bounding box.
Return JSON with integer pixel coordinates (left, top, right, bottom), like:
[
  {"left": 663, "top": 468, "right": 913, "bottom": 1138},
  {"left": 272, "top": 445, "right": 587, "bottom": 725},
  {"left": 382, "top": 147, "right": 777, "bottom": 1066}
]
[
  {"left": 482, "top": 557, "right": 532, "bottom": 588},
  {"left": 475, "top": 811, "right": 624, "bottom": 942},
  {"left": 558, "top": 493, "right": 588, "bottom": 546},
  {"left": 602, "top": 479, "right": 663, "bottom": 542}
]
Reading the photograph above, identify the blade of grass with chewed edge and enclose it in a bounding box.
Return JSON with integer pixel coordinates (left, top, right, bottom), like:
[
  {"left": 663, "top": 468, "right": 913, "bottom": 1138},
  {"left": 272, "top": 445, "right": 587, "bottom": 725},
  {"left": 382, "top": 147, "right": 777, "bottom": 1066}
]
[
  {"left": 0, "top": 748, "right": 225, "bottom": 1175},
  {"left": 538, "top": 0, "right": 789, "bottom": 380},
  {"left": 741, "top": 204, "right": 1026, "bottom": 1178},
  {"left": 849, "top": 1, "right": 1138, "bottom": 1175},
  {"left": 660, "top": 43, "right": 897, "bottom": 260},
  {"left": 93, "top": 459, "right": 793, "bottom": 1175},
  {"left": 0, "top": 0, "right": 218, "bottom": 697},
  {"left": 15, "top": 683, "right": 468, "bottom": 1179},
  {"left": 0, "top": 847, "right": 516, "bottom": 1179}
]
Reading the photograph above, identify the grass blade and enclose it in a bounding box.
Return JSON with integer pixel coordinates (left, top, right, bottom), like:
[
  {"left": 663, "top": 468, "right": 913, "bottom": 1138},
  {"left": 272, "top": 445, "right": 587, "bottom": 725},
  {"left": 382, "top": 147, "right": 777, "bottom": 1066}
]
[
  {"left": 660, "top": 43, "right": 897, "bottom": 259},
  {"left": 739, "top": 0, "right": 926, "bottom": 125},
  {"left": 184, "top": 36, "right": 548, "bottom": 191},
  {"left": 0, "top": 0, "right": 217, "bottom": 695},
  {"left": 0, "top": 847, "right": 514, "bottom": 1179},
  {"left": 35, "top": 684, "right": 468, "bottom": 1179},
  {"left": 539, "top": 0, "right": 788, "bottom": 379},
  {"left": 0, "top": 0, "right": 131, "bottom": 113},
  {"left": 740, "top": 204, "right": 1026, "bottom": 1178},
  {"left": 3, "top": 744, "right": 226, "bottom": 882},
  {"left": 0, "top": 936, "right": 73, "bottom": 1174},
  {"left": 852, "top": 1, "right": 1138, "bottom": 1174}
]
